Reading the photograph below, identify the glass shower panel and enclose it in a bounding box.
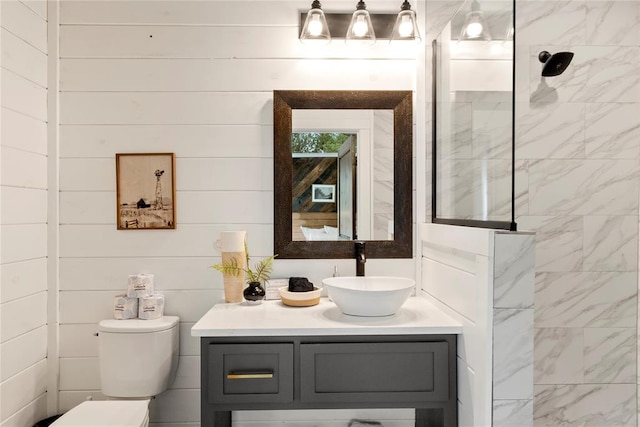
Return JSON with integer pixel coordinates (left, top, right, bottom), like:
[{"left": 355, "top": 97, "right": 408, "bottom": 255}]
[{"left": 432, "top": 0, "right": 515, "bottom": 230}]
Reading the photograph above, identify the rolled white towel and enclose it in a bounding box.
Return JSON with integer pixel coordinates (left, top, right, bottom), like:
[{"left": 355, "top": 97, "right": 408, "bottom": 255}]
[
  {"left": 138, "top": 294, "right": 165, "bottom": 320},
  {"left": 127, "top": 273, "right": 155, "bottom": 298},
  {"left": 113, "top": 294, "right": 139, "bottom": 319}
]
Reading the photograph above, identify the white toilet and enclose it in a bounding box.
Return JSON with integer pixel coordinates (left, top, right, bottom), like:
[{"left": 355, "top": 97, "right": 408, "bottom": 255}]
[{"left": 51, "top": 316, "right": 180, "bottom": 427}]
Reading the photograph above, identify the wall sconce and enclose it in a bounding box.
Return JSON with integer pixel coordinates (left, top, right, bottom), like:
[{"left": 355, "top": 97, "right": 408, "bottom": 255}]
[
  {"left": 458, "top": 0, "right": 491, "bottom": 41},
  {"left": 299, "top": 1, "right": 421, "bottom": 45}
]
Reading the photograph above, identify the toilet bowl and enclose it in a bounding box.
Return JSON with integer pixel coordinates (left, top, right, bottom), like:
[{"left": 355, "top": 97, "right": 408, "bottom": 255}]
[{"left": 50, "top": 316, "right": 180, "bottom": 427}]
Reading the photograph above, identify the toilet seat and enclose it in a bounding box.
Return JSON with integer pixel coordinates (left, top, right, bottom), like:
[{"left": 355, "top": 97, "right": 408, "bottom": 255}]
[{"left": 50, "top": 400, "right": 150, "bottom": 427}]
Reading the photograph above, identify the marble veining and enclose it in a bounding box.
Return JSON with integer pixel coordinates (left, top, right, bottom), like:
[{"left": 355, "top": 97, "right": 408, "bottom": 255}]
[
  {"left": 585, "top": 103, "right": 640, "bottom": 159},
  {"left": 518, "top": 216, "right": 583, "bottom": 272},
  {"left": 517, "top": 2, "right": 586, "bottom": 46},
  {"left": 534, "top": 384, "right": 636, "bottom": 426},
  {"left": 493, "top": 309, "right": 534, "bottom": 399},
  {"left": 494, "top": 399, "right": 533, "bottom": 427},
  {"left": 494, "top": 234, "right": 535, "bottom": 308},
  {"left": 516, "top": 103, "right": 585, "bottom": 160},
  {"left": 583, "top": 216, "right": 638, "bottom": 272},
  {"left": 528, "top": 159, "right": 639, "bottom": 215},
  {"left": 534, "top": 328, "right": 584, "bottom": 384},
  {"left": 586, "top": 1, "right": 640, "bottom": 46},
  {"left": 535, "top": 272, "right": 637, "bottom": 328},
  {"left": 584, "top": 328, "right": 636, "bottom": 384}
]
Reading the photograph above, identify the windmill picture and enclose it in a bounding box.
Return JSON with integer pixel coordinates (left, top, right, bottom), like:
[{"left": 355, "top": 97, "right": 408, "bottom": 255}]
[{"left": 116, "top": 153, "right": 176, "bottom": 230}]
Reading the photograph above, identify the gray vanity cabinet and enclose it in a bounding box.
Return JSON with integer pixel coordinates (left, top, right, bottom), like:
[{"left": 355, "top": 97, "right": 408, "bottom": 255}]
[{"left": 200, "top": 334, "right": 457, "bottom": 426}]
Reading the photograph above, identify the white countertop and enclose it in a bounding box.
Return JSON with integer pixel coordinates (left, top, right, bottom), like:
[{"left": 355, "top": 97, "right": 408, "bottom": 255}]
[{"left": 191, "top": 296, "right": 463, "bottom": 337}]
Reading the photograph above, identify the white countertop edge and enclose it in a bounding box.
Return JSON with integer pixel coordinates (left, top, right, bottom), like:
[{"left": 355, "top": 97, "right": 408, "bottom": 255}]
[{"left": 191, "top": 296, "right": 463, "bottom": 337}]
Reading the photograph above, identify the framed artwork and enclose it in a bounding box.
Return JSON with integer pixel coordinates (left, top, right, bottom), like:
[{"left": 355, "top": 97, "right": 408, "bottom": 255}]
[
  {"left": 116, "top": 153, "right": 176, "bottom": 230},
  {"left": 312, "top": 184, "right": 336, "bottom": 203}
]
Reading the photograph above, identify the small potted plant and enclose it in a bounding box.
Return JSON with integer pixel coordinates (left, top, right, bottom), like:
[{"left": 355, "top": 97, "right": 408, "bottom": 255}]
[{"left": 211, "top": 242, "right": 276, "bottom": 304}]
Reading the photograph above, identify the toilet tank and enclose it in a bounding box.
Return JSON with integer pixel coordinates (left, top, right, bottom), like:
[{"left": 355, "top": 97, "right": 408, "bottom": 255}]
[{"left": 98, "top": 316, "right": 180, "bottom": 398}]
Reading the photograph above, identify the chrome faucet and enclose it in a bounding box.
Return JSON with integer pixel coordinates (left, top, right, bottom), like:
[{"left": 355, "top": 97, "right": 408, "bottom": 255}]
[{"left": 355, "top": 241, "right": 366, "bottom": 276}]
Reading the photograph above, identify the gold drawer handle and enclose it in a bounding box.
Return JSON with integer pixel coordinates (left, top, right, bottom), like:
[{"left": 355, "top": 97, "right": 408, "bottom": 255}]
[{"left": 227, "top": 371, "right": 274, "bottom": 379}]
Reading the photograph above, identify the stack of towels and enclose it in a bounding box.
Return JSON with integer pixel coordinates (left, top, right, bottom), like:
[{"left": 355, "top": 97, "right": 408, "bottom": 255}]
[{"left": 113, "top": 273, "right": 165, "bottom": 320}]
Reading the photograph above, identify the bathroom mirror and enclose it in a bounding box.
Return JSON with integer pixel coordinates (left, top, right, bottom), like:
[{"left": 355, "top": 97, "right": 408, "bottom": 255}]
[{"left": 274, "top": 90, "right": 413, "bottom": 259}]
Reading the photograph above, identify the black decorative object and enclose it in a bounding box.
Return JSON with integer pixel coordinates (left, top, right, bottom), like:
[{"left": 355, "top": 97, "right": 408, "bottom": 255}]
[
  {"left": 243, "top": 282, "right": 266, "bottom": 304},
  {"left": 289, "top": 277, "right": 314, "bottom": 292}
]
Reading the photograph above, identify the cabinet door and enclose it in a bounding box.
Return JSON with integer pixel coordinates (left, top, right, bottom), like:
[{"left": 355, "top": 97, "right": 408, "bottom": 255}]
[
  {"left": 208, "top": 343, "right": 294, "bottom": 404},
  {"left": 300, "top": 342, "right": 449, "bottom": 403}
]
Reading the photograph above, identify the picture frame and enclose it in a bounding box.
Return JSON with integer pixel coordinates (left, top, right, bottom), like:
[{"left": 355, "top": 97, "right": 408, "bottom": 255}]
[
  {"left": 116, "top": 153, "right": 176, "bottom": 230},
  {"left": 311, "top": 184, "right": 336, "bottom": 203}
]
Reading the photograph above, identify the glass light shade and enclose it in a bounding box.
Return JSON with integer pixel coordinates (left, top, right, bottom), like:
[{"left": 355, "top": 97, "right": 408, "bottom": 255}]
[
  {"left": 300, "top": 7, "right": 331, "bottom": 45},
  {"left": 459, "top": 1, "right": 491, "bottom": 42},
  {"left": 346, "top": 9, "right": 376, "bottom": 45},
  {"left": 390, "top": 9, "right": 421, "bottom": 43}
]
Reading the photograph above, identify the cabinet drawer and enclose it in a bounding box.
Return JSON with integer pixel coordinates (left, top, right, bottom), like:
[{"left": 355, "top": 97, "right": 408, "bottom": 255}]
[
  {"left": 208, "top": 343, "right": 294, "bottom": 404},
  {"left": 300, "top": 341, "right": 449, "bottom": 403}
]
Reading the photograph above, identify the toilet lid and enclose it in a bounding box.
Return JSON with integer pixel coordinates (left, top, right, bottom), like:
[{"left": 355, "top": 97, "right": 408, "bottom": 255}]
[{"left": 50, "top": 400, "right": 149, "bottom": 427}]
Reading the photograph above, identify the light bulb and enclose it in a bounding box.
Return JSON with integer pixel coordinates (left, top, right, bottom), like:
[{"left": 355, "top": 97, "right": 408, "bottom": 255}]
[
  {"left": 466, "top": 22, "right": 483, "bottom": 38},
  {"left": 353, "top": 15, "right": 368, "bottom": 37},
  {"left": 308, "top": 14, "right": 322, "bottom": 36},
  {"left": 398, "top": 15, "right": 413, "bottom": 37}
]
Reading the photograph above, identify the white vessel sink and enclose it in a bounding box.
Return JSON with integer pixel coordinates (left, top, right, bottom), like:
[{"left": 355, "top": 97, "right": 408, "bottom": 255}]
[{"left": 321, "top": 276, "right": 415, "bottom": 317}]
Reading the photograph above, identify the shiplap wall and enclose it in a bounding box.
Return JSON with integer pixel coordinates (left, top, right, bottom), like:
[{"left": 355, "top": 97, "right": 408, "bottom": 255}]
[
  {"left": 0, "top": 0, "right": 49, "bottom": 425},
  {"left": 57, "top": 1, "right": 421, "bottom": 425}
]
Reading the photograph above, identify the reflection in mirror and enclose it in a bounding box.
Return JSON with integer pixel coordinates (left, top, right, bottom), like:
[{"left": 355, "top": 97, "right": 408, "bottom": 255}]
[
  {"left": 432, "top": 0, "right": 516, "bottom": 230},
  {"left": 274, "top": 90, "right": 412, "bottom": 259},
  {"left": 291, "top": 110, "right": 394, "bottom": 242}
]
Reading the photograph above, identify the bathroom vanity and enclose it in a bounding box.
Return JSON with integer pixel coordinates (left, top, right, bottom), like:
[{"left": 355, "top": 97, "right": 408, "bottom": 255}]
[{"left": 192, "top": 297, "right": 462, "bottom": 426}]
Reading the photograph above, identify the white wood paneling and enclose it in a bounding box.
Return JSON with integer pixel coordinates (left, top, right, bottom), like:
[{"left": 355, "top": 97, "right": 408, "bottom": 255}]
[
  {"left": 1, "top": 108, "right": 48, "bottom": 154},
  {"left": 59, "top": 322, "right": 199, "bottom": 357},
  {"left": 1, "top": 187, "right": 47, "bottom": 225},
  {"left": 61, "top": 191, "right": 273, "bottom": 225},
  {"left": 0, "top": 292, "right": 48, "bottom": 343},
  {"left": 0, "top": 147, "right": 47, "bottom": 189},
  {"left": 59, "top": 158, "right": 273, "bottom": 192},
  {"left": 0, "top": 258, "right": 47, "bottom": 303},
  {"left": 59, "top": 290, "right": 220, "bottom": 324},
  {"left": 1, "top": 28, "right": 47, "bottom": 87},
  {"left": 59, "top": 25, "right": 418, "bottom": 60},
  {"left": 21, "top": 1, "right": 47, "bottom": 20},
  {"left": 1, "top": 70, "right": 47, "bottom": 120},
  {"left": 59, "top": 357, "right": 100, "bottom": 390},
  {"left": 0, "top": 224, "right": 47, "bottom": 264},
  {"left": 60, "top": 59, "right": 415, "bottom": 92},
  {"left": 60, "top": 92, "right": 273, "bottom": 125},
  {"left": 0, "top": 0, "right": 47, "bottom": 53},
  {"left": 59, "top": 1, "right": 406, "bottom": 26},
  {"left": 55, "top": 0, "right": 423, "bottom": 424},
  {"left": 59, "top": 257, "right": 222, "bottom": 291},
  {"left": 0, "top": 359, "right": 47, "bottom": 422},
  {"left": 59, "top": 224, "right": 272, "bottom": 258},
  {"left": 59, "top": 324, "right": 99, "bottom": 358},
  {"left": 59, "top": 125, "right": 272, "bottom": 158},
  {"left": 0, "top": 325, "right": 47, "bottom": 382},
  {"left": 0, "top": 393, "right": 47, "bottom": 427}
]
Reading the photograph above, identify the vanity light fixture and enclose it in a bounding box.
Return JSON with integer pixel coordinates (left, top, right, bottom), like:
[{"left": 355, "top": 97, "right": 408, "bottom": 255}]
[
  {"left": 300, "top": 0, "right": 332, "bottom": 45},
  {"left": 459, "top": 0, "right": 491, "bottom": 41},
  {"left": 298, "top": 1, "right": 422, "bottom": 45},
  {"left": 346, "top": 1, "right": 376, "bottom": 45},
  {"left": 390, "top": 1, "right": 421, "bottom": 43}
]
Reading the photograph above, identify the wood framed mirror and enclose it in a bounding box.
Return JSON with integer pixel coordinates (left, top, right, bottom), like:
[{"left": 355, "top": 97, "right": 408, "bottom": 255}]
[{"left": 273, "top": 90, "right": 413, "bottom": 259}]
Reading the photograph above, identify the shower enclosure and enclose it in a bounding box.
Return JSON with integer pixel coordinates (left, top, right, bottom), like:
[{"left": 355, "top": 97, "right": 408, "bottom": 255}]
[{"left": 432, "top": 0, "right": 516, "bottom": 230}]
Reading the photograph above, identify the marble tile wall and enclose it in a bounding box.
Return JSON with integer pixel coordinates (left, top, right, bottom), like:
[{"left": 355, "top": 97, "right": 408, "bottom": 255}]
[
  {"left": 515, "top": 0, "right": 640, "bottom": 424},
  {"left": 427, "top": 0, "right": 640, "bottom": 423}
]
